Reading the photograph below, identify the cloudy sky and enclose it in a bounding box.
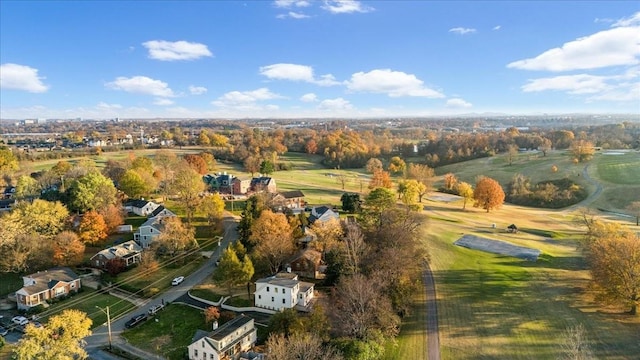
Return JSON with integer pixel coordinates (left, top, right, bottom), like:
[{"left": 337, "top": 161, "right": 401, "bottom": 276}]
[{"left": 1, "top": 1, "right": 638, "bottom": 119}]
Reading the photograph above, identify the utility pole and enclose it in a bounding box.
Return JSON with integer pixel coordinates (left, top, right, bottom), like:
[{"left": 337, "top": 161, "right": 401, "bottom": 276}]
[{"left": 96, "top": 305, "right": 112, "bottom": 350}]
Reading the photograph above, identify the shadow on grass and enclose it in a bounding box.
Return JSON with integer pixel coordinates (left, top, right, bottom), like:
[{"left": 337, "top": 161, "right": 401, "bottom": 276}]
[{"left": 497, "top": 254, "right": 588, "bottom": 271}]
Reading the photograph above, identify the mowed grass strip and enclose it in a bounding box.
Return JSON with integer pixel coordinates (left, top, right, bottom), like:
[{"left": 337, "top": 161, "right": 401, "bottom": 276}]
[
  {"left": 122, "top": 303, "right": 207, "bottom": 360},
  {"left": 596, "top": 152, "right": 640, "bottom": 185},
  {"left": 383, "top": 277, "right": 427, "bottom": 360}
]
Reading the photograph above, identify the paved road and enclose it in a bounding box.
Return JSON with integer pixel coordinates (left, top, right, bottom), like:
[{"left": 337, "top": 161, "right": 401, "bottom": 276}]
[
  {"left": 86, "top": 214, "right": 239, "bottom": 358},
  {"left": 424, "top": 263, "right": 441, "bottom": 360}
]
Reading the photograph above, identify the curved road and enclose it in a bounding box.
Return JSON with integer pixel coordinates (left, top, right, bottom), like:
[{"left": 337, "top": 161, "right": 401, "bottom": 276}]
[{"left": 85, "top": 214, "right": 239, "bottom": 359}]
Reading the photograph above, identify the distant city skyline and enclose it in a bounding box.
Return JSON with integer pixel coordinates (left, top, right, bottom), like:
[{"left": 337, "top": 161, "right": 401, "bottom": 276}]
[{"left": 1, "top": 1, "right": 639, "bottom": 119}]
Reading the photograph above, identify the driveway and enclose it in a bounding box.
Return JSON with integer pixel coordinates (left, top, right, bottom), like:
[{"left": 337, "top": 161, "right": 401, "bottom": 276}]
[{"left": 85, "top": 214, "right": 239, "bottom": 357}]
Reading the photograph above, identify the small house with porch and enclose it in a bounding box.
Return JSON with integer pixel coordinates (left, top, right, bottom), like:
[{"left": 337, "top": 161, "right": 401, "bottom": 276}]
[
  {"left": 15, "top": 267, "right": 81, "bottom": 310},
  {"left": 187, "top": 314, "right": 257, "bottom": 360},
  {"left": 90, "top": 240, "right": 142, "bottom": 269}
]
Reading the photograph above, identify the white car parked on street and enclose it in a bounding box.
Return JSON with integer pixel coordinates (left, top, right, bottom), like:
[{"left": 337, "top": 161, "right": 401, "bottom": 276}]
[
  {"left": 171, "top": 276, "right": 185, "bottom": 286},
  {"left": 11, "top": 316, "right": 28, "bottom": 326}
]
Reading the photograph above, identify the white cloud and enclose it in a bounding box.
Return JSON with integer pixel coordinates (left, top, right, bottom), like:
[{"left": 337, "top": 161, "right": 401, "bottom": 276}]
[
  {"left": 507, "top": 26, "right": 640, "bottom": 71},
  {"left": 493, "top": 25, "right": 501, "bottom": 31},
  {"left": 346, "top": 69, "right": 444, "bottom": 98},
  {"left": 446, "top": 98, "right": 473, "bottom": 108},
  {"left": 142, "top": 40, "right": 213, "bottom": 61},
  {"left": 189, "top": 85, "right": 208, "bottom": 95},
  {"left": 612, "top": 11, "right": 640, "bottom": 27},
  {"left": 322, "top": 0, "right": 373, "bottom": 14},
  {"left": 449, "top": 27, "right": 477, "bottom": 35},
  {"left": 212, "top": 87, "right": 283, "bottom": 107},
  {"left": 259, "top": 63, "right": 340, "bottom": 86},
  {"left": 106, "top": 76, "right": 174, "bottom": 97},
  {"left": 154, "top": 98, "right": 175, "bottom": 106},
  {"left": 0, "top": 63, "right": 49, "bottom": 93},
  {"left": 300, "top": 93, "right": 318, "bottom": 102},
  {"left": 273, "top": 0, "right": 310, "bottom": 8},
  {"left": 318, "top": 97, "right": 353, "bottom": 110},
  {"left": 521, "top": 74, "right": 610, "bottom": 94},
  {"left": 277, "top": 11, "right": 310, "bottom": 19},
  {"left": 96, "top": 102, "right": 122, "bottom": 110}
]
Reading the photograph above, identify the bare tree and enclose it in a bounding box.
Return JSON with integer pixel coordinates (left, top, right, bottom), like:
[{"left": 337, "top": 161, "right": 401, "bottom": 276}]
[
  {"left": 558, "top": 324, "right": 594, "bottom": 360},
  {"left": 342, "top": 223, "right": 367, "bottom": 275},
  {"left": 267, "top": 332, "right": 343, "bottom": 360}
]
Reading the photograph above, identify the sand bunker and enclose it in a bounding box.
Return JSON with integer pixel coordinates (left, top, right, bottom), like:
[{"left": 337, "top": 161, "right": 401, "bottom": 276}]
[
  {"left": 427, "top": 193, "right": 461, "bottom": 202},
  {"left": 454, "top": 234, "right": 541, "bottom": 261}
]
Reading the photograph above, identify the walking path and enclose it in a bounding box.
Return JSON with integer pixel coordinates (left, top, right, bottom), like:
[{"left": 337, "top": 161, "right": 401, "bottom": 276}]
[{"left": 424, "top": 263, "right": 441, "bottom": 360}]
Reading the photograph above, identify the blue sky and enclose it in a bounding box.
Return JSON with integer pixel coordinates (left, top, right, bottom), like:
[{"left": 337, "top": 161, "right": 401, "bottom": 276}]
[{"left": 1, "top": 1, "right": 638, "bottom": 119}]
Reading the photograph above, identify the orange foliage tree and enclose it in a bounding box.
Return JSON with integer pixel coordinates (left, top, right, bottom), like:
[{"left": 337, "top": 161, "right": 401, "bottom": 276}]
[
  {"left": 473, "top": 176, "right": 505, "bottom": 213},
  {"left": 78, "top": 210, "right": 108, "bottom": 245},
  {"left": 368, "top": 170, "right": 393, "bottom": 189},
  {"left": 52, "top": 231, "right": 85, "bottom": 267}
]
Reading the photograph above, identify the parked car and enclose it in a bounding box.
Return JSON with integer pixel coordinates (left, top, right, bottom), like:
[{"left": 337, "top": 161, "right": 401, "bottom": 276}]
[
  {"left": 0, "top": 325, "right": 8, "bottom": 336},
  {"left": 124, "top": 314, "right": 147, "bottom": 329},
  {"left": 11, "top": 316, "right": 28, "bottom": 326},
  {"left": 171, "top": 276, "right": 185, "bottom": 286},
  {"left": 148, "top": 304, "right": 164, "bottom": 316}
]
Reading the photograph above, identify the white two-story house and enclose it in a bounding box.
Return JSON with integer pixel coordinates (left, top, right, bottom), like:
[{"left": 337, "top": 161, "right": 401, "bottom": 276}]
[
  {"left": 188, "top": 314, "right": 257, "bottom": 360},
  {"left": 254, "top": 273, "right": 314, "bottom": 311}
]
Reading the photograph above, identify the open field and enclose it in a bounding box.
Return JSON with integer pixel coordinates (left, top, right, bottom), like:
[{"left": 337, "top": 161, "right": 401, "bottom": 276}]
[
  {"left": 383, "top": 277, "right": 428, "bottom": 360},
  {"left": 422, "top": 198, "right": 640, "bottom": 359}
]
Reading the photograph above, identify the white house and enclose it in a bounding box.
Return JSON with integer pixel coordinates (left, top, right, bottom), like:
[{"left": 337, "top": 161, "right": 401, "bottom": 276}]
[
  {"left": 188, "top": 314, "right": 257, "bottom": 360},
  {"left": 124, "top": 199, "right": 160, "bottom": 217},
  {"left": 308, "top": 206, "right": 340, "bottom": 224},
  {"left": 254, "top": 273, "right": 314, "bottom": 311}
]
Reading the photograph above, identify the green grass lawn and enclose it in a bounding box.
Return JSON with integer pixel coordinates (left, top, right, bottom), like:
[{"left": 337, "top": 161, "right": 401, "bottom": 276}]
[
  {"left": 122, "top": 303, "right": 207, "bottom": 360},
  {"left": 596, "top": 152, "right": 640, "bottom": 185},
  {"left": 383, "top": 278, "right": 427, "bottom": 360},
  {"left": 34, "top": 289, "right": 136, "bottom": 329},
  {"left": 424, "top": 203, "right": 640, "bottom": 360},
  {"left": 189, "top": 288, "right": 223, "bottom": 303}
]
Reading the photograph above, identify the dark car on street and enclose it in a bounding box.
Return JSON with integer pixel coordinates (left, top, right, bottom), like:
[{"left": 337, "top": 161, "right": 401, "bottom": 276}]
[{"left": 124, "top": 314, "right": 147, "bottom": 328}]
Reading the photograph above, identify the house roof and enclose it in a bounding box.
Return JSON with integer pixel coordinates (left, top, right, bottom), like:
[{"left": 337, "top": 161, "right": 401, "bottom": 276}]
[
  {"left": 251, "top": 177, "right": 273, "bottom": 186},
  {"left": 90, "top": 241, "right": 142, "bottom": 261},
  {"left": 256, "top": 274, "right": 299, "bottom": 288},
  {"left": 125, "top": 199, "right": 150, "bottom": 209},
  {"left": 299, "top": 281, "right": 314, "bottom": 293},
  {"left": 309, "top": 206, "right": 339, "bottom": 223},
  {"left": 208, "top": 314, "right": 253, "bottom": 341},
  {"left": 21, "top": 267, "right": 79, "bottom": 295},
  {"left": 140, "top": 214, "right": 174, "bottom": 231},
  {"left": 278, "top": 190, "right": 305, "bottom": 199},
  {"left": 150, "top": 205, "right": 175, "bottom": 218},
  {"left": 287, "top": 249, "right": 322, "bottom": 265}
]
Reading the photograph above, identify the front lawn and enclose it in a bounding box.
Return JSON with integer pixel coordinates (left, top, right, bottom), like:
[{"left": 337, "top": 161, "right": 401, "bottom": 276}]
[
  {"left": 189, "top": 288, "right": 223, "bottom": 303},
  {"left": 35, "top": 289, "right": 135, "bottom": 329},
  {"left": 122, "top": 303, "right": 207, "bottom": 360}
]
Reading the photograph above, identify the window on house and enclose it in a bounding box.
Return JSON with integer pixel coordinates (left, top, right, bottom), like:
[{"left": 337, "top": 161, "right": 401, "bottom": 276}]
[
  {"left": 282, "top": 299, "right": 285, "bottom": 304},
  {"left": 195, "top": 349, "right": 198, "bottom": 356},
  {"left": 202, "top": 341, "right": 205, "bottom": 348},
  {"left": 271, "top": 297, "right": 274, "bottom": 302},
  {"left": 203, "top": 352, "right": 206, "bottom": 359},
  {"left": 70, "top": 282, "right": 75, "bottom": 288},
  {"left": 299, "top": 294, "right": 302, "bottom": 299},
  {"left": 258, "top": 295, "right": 261, "bottom": 299},
  {"left": 282, "top": 288, "right": 285, "bottom": 294},
  {"left": 210, "top": 354, "right": 214, "bottom": 360},
  {"left": 266, "top": 286, "right": 269, "bottom": 292}
]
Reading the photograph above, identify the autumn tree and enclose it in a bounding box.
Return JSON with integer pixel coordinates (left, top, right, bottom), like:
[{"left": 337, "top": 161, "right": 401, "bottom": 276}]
[
  {"left": 172, "top": 161, "right": 205, "bottom": 223},
  {"left": 397, "top": 179, "right": 424, "bottom": 211},
  {"left": 78, "top": 210, "right": 108, "bottom": 245},
  {"left": 13, "top": 309, "right": 92, "bottom": 360},
  {"left": 365, "top": 158, "right": 383, "bottom": 174},
  {"left": 203, "top": 306, "right": 220, "bottom": 325},
  {"left": 137, "top": 251, "right": 159, "bottom": 278},
  {"left": 342, "top": 223, "right": 367, "bottom": 275},
  {"left": 406, "top": 163, "right": 434, "bottom": 202},
  {"left": 198, "top": 130, "right": 211, "bottom": 146},
  {"left": 539, "top": 138, "right": 552, "bottom": 156},
  {"left": 119, "top": 169, "right": 152, "bottom": 199},
  {"left": 473, "top": 176, "right": 505, "bottom": 213},
  {"left": 310, "top": 217, "right": 343, "bottom": 253},
  {"left": 0, "top": 146, "right": 19, "bottom": 177},
  {"left": 15, "top": 175, "right": 40, "bottom": 200},
  {"left": 388, "top": 156, "right": 406, "bottom": 175},
  {"left": 456, "top": 181, "right": 474, "bottom": 210},
  {"left": 12, "top": 199, "right": 69, "bottom": 237},
  {"left": 368, "top": 169, "right": 392, "bottom": 189},
  {"left": 154, "top": 149, "right": 178, "bottom": 200},
  {"left": 507, "top": 144, "right": 519, "bottom": 166},
  {"left": 184, "top": 154, "right": 208, "bottom": 175},
  {"left": 570, "top": 139, "right": 596, "bottom": 163},
  {"left": 213, "top": 246, "right": 254, "bottom": 294},
  {"left": 243, "top": 156, "right": 261, "bottom": 177},
  {"left": 443, "top": 173, "right": 458, "bottom": 191},
  {"left": 52, "top": 231, "right": 85, "bottom": 267},
  {"left": 586, "top": 222, "right": 640, "bottom": 315},
  {"left": 98, "top": 204, "right": 125, "bottom": 235},
  {"left": 199, "top": 194, "right": 225, "bottom": 225},
  {"left": 249, "top": 210, "right": 295, "bottom": 273},
  {"left": 154, "top": 216, "right": 197, "bottom": 257}
]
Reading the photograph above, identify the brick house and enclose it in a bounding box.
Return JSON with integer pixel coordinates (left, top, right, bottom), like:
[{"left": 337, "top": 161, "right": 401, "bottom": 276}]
[{"left": 15, "top": 267, "right": 81, "bottom": 310}]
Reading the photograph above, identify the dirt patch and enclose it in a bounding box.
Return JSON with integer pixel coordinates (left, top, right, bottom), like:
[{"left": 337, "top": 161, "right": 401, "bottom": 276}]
[{"left": 454, "top": 234, "right": 541, "bottom": 261}]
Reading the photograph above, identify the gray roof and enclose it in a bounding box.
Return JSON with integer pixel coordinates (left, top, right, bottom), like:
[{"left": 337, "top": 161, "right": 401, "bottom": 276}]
[
  {"left": 21, "top": 267, "right": 79, "bottom": 295},
  {"left": 90, "top": 241, "right": 141, "bottom": 261},
  {"left": 279, "top": 190, "right": 305, "bottom": 199},
  {"left": 209, "top": 314, "right": 253, "bottom": 341}
]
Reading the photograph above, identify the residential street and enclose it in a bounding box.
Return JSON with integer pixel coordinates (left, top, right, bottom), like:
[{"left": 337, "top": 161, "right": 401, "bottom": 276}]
[{"left": 85, "top": 214, "right": 239, "bottom": 359}]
